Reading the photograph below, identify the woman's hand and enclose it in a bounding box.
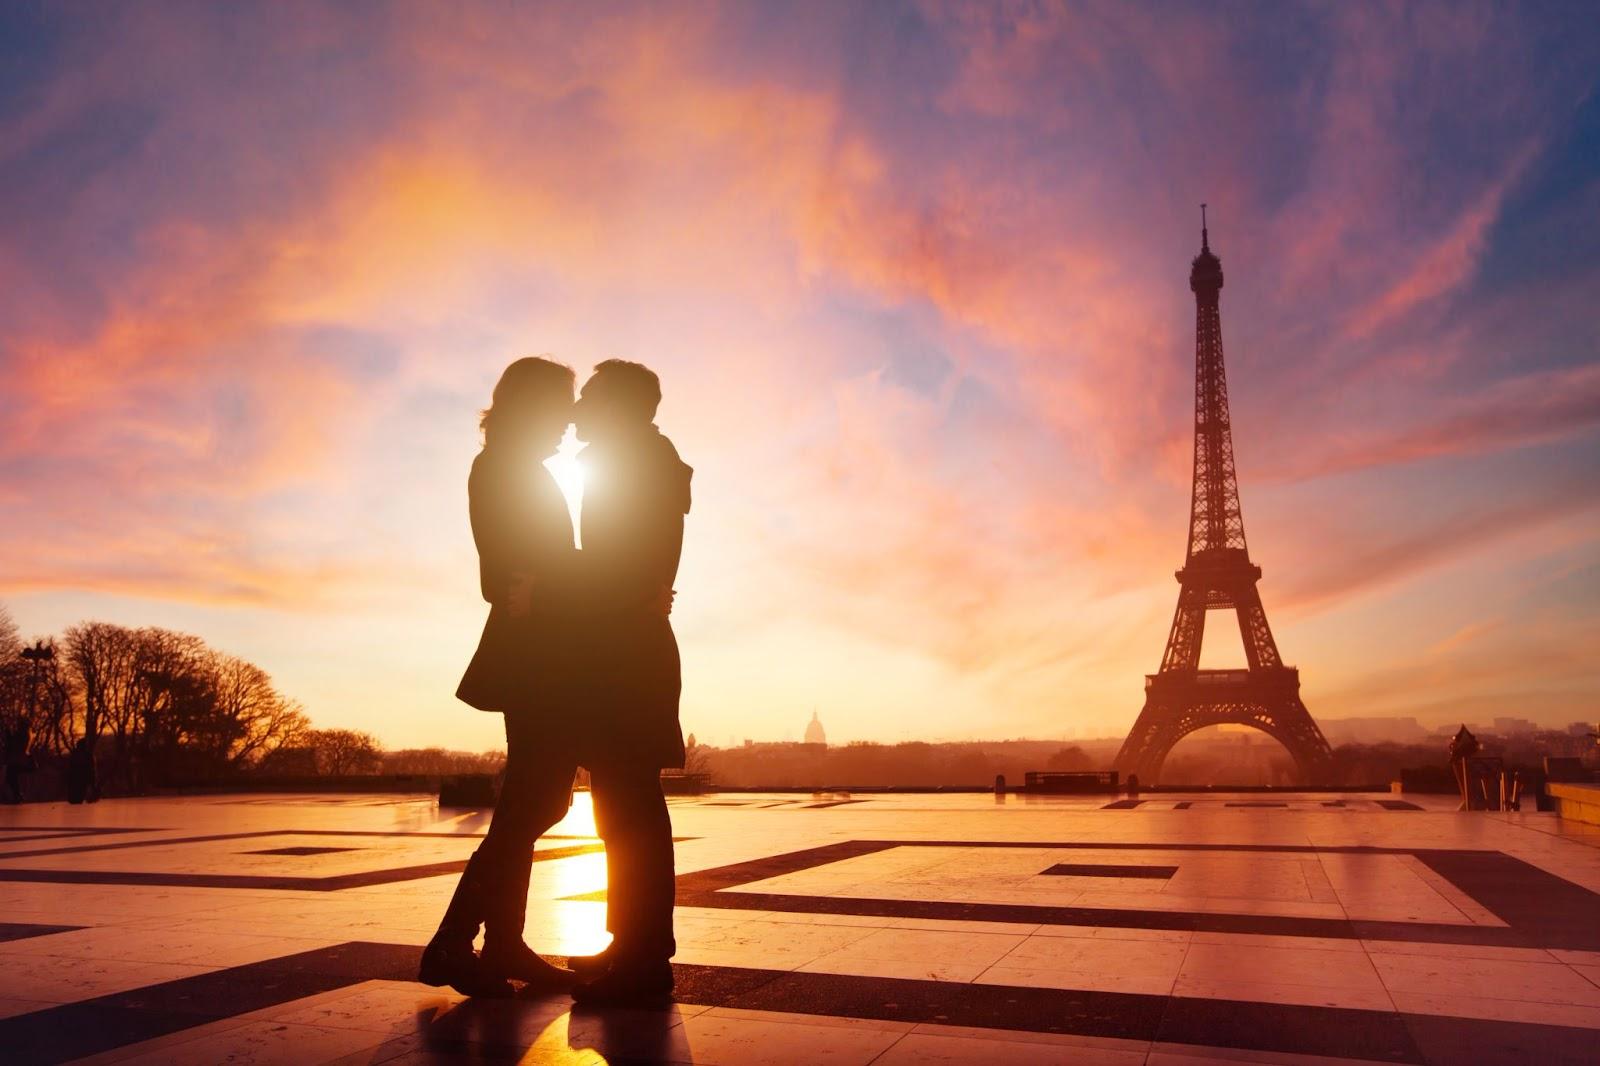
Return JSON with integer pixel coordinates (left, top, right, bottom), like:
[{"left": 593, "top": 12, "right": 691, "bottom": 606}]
[{"left": 649, "top": 585, "right": 676, "bottom": 618}]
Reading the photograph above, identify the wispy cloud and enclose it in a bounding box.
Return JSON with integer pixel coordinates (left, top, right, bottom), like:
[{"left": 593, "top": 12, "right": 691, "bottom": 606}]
[{"left": 1, "top": 1, "right": 1596, "bottom": 741}]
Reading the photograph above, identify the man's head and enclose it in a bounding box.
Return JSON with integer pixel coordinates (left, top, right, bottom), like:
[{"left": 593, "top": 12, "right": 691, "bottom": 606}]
[{"left": 575, "top": 359, "right": 662, "bottom": 443}]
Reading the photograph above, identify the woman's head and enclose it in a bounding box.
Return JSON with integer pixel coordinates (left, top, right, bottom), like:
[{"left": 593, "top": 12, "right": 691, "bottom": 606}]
[{"left": 480, "top": 356, "right": 575, "bottom": 455}]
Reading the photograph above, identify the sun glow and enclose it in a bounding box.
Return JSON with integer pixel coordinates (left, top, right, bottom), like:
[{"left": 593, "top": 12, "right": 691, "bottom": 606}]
[{"left": 544, "top": 427, "right": 587, "bottom": 544}]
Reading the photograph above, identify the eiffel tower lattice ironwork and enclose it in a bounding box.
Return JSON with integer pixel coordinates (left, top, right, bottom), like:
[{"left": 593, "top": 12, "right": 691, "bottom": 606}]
[{"left": 1114, "top": 211, "right": 1332, "bottom": 784}]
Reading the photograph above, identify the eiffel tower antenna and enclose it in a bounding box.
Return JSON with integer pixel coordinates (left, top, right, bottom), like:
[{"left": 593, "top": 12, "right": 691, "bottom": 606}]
[{"left": 1114, "top": 219, "right": 1332, "bottom": 785}]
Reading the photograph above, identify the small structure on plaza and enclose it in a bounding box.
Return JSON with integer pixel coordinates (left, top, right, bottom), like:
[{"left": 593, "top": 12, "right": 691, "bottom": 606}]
[{"left": 1024, "top": 770, "right": 1120, "bottom": 794}]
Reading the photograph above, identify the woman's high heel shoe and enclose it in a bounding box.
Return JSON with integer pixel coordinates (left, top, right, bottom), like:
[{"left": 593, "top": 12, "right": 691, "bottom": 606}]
[{"left": 418, "top": 938, "right": 515, "bottom": 998}]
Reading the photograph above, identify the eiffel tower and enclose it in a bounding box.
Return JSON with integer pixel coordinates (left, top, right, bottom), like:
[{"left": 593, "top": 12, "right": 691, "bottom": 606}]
[{"left": 1114, "top": 211, "right": 1332, "bottom": 785}]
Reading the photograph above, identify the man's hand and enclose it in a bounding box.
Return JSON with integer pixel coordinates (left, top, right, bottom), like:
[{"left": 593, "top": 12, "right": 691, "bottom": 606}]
[
  {"left": 505, "top": 572, "right": 535, "bottom": 618},
  {"left": 649, "top": 585, "right": 676, "bottom": 618}
]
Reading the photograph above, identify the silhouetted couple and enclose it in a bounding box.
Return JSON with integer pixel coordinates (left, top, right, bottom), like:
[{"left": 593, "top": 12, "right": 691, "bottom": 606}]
[{"left": 420, "top": 357, "right": 691, "bottom": 1007}]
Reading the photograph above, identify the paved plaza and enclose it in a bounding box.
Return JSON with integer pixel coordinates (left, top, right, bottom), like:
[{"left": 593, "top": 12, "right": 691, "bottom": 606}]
[{"left": 0, "top": 790, "right": 1597, "bottom": 1064}]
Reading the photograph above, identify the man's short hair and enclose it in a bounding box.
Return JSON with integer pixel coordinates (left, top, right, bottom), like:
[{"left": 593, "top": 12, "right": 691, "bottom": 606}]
[{"left": 591, "top": 359, "right": 662, "bottom": 421}]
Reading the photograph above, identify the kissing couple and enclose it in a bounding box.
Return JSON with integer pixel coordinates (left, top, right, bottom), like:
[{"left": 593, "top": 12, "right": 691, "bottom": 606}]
[{"left": 419, "top": 357, "right": 692, "bottom": 1007}]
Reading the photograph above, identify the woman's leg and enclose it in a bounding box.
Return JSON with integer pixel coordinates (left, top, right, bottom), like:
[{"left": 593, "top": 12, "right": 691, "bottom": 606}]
[
  {"left": 421, "top": 712, "right": 548, "bottom": 995},
  {"left": 429, "top": 715, "right": 530, "bottom": 945},
  {"left": 478, "top": 713, "right": 578, "bottom": 985}
]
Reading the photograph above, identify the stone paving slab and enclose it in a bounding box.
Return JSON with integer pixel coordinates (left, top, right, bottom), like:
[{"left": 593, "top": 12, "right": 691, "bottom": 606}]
[{"left": 0, "top": 791, "right": 1596, "bottom": 1064}]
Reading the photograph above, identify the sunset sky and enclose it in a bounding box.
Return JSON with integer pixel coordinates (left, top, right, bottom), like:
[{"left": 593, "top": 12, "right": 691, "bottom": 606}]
[{"left": 2, "top": 2, "right": 1597, "bottom": 752}]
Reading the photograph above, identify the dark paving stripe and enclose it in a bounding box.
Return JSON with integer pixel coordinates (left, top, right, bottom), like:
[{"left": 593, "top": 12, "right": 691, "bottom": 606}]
[
  {"left": 0, "top": 842, "right": 606, "bottom": 892},
  {"left": 0, "top": 827, "right": 155, "bottom": 845},
  {"left": 1414, "top": 850, "right": 1600, "bottom": 950},
  {"left": 0, "top": 941, "right": 420, "bottom": 1063},
  {"left": 696, "top": 966, "right": 1594, "bottom": 1066},
  {"left": 1173, "top": 801, "right": 1193, "bottom": 809},
  {"left": 0, "top": 827, "right": 606, "bottom": 861},
  {"left": 1401, "top": 1010, "right": 1600, "bottom": 1066},
  {"left": 678, "top": 839, "right": 890, "bottom": 886},
  {"left": 0, "top": 922, "right": 80, "bottom": 943},
  {"left": 1159, "top": 996, "right": 1417, "bottom": 1062},
  {"left": 244, "top": 845, "right": 360, "bottom": 856},
  {"left": 1377, "top": 799, "right": 1424, "bottom": 811},
  {"left": 707, "top": 964, "right": 1167, "bottom": 1042},
  {"left": 1102, "top": 799, "right": 1146, "bottom": 809},
  {"left": 0, "top": 826, "right": 155, "bottom": 835},
  {"left": 633, "top": 839, "right": 1594, "bottom": 951},
  {"left": 0, "top": 829, "right": 269, "bottom": 860},
  {"left": 4, "top": 942, "right": 1592, "bottom": 1064},
  {"left": 1043, "top": 863, "right": 1177, "bottom": 879},
  {"left": 679, "top": 888, "right": 1534, "bottom": 948},
  {"left": 667, "top": 841, "right": 1460, "bottom": 899},
  {"left": 801, "top": 799, "right": 866, "bottom": 808}
]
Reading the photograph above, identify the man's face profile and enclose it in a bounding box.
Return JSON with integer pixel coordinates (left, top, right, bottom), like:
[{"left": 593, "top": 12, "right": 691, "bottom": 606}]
[{"left": 574, "top": 375, "right": 623, "bottom": 443}]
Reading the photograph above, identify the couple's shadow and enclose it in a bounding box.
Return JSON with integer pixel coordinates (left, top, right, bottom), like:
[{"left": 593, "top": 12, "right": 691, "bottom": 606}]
[{"left": 396, "top": 979, "right": 690, "bottom": 1062}]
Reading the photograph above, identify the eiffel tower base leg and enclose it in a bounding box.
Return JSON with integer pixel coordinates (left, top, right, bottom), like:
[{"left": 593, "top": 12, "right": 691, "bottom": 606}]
[{"left": 1114, "top": 672, "right": 1332, "bottom": 787}]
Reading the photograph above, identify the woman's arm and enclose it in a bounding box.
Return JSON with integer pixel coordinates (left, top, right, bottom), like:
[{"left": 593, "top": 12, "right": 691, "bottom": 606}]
[{"left": 468, "top": 455, "right": 519, "bottom": 607}]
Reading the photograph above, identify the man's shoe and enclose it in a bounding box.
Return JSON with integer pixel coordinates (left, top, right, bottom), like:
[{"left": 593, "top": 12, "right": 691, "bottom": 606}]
[
  {"left": 418, "top": 939, "right": 515, "bottom": 999},
  {"left": 480, "top": 940, "right": 576, "bottom": 991},
  {"left": 572, "top": 960, "right": 674, "bottom": 1007},
  {"left": 567, "top": 947, "right": 614, "bottom": 980}
]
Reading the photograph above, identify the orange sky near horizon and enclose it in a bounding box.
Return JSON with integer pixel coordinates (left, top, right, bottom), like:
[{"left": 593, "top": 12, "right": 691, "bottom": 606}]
[{"left": 1, "top": 3, "right": 1597, "bottom": 752}]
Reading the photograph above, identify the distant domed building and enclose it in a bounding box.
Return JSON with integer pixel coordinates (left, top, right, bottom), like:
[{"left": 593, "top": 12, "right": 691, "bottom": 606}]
[{"left": 804, "top": 711, "right": 826, "bottom": 746}]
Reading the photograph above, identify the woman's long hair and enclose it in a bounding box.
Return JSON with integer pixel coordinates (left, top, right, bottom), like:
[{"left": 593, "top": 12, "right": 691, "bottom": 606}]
[{"left": 480, "top": 356, "right": 575, "bottom": 448}]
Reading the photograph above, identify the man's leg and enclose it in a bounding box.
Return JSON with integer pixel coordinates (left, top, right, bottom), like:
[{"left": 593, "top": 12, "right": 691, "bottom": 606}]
[{"left": 575, "top": 760, "right": 675, "bottom": 1003}]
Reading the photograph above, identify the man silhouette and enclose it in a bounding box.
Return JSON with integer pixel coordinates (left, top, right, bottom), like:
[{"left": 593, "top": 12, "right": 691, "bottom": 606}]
[{"left": 568, "top": 359, "right": 691, "bottom": 1006}]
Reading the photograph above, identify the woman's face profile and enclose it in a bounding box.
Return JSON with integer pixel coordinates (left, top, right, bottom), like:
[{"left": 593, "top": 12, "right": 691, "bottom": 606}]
[{"left": 522, "top": 395, "right": 574, "bottom": 458}]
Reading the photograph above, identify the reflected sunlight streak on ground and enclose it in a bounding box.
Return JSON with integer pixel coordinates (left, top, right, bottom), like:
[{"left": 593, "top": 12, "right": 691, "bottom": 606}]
[
  {"left": 538, "top": 789, "right": 610, "bottom": 954},
  {"left": 551, "top": 788, "right": 600, "bottom": 838}
]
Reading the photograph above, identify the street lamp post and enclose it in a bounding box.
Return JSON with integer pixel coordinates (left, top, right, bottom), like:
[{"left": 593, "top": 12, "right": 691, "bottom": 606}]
[{"left": 7, "top": 641, "right": 53, "bottom": 803}]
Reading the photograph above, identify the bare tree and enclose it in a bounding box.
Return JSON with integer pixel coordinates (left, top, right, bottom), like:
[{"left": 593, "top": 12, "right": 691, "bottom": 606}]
[
  {"left": 1045, "top": 745, "right": 1091, "bottom": 771},
  {"left": 63, "top": 623, "right": 310, "bottom": 786},
  {"left": 682, "top": 735, "right": 711, "bottom": 777},
  {"left": 0, "top": 605, "right": 78, "bottom": 759},
  {"left": 20, "top": 641, "right": 75, "bottom": 757},
  {"left": 63, "top": 622, "right": 135, "bottom": 778},
  {"left": 0, "top": 603, "right": 20, "bottom": 660},
  {"left": 0, "top": 605, "right": 27, "bottom": 744},
  {"left": 209, "top": 654, "right": 310, "bottom": 769},
  {"left": 381, "top": 748, "right": 506, "bottom": 776},
  {"left": 40, "top": 617, "right": 360, "bottom": 792},
  {"left": 308, "top": 728, "right": 383, "bottom": 775}
]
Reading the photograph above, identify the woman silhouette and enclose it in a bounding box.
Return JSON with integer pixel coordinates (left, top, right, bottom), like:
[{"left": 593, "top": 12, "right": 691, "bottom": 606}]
[{"left": 420, "top": 356, "right": 584, "bottom": 997}]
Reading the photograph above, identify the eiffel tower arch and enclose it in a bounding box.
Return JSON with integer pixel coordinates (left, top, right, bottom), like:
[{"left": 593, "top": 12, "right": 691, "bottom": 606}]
[{"left": 1114, "top": 212, "right": 1332, "bottom": 785}]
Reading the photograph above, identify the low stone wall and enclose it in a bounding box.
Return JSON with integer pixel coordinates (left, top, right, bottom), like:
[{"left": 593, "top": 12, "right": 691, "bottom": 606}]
[{"left": 1548, "top": 782, "right": 1600, "bottom": 826}]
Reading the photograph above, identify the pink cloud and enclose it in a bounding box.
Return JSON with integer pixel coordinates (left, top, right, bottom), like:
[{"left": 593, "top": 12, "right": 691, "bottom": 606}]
[{"left": 0, "top": 2, "right": 1594, "bottom": 742}]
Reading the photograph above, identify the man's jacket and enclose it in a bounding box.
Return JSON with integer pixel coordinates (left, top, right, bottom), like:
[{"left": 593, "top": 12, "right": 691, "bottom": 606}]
[{"left": 577, "top": 425, "right": 692, "bottom": 768}]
